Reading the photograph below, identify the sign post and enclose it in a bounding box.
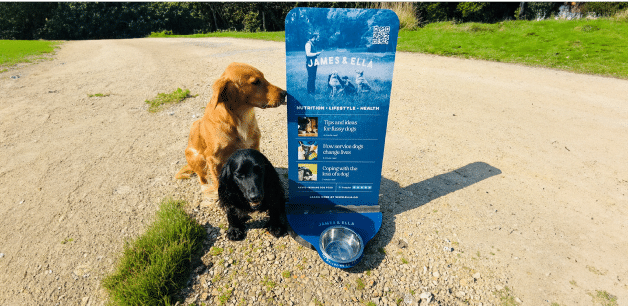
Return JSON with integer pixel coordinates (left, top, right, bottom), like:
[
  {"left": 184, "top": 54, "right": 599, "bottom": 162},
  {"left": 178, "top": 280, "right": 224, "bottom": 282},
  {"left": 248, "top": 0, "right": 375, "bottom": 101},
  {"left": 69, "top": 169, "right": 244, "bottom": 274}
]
[{"left": 285, "top": 7, "right": 399, "bottom": 269}]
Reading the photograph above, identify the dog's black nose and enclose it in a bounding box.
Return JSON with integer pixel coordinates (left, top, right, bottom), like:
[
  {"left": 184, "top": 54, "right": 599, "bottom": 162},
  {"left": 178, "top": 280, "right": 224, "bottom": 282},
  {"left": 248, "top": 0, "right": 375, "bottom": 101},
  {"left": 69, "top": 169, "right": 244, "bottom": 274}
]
[{"left": 249, "top": 195, "right": 263, "bottom": 203}]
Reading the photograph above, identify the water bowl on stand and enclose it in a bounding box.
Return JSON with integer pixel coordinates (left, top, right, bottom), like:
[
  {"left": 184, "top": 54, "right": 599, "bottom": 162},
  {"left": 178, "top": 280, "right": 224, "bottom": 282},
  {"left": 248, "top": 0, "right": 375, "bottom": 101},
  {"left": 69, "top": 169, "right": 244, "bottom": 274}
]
[{"left": 319, "top": 226, "right": 364, "bottom": 265}]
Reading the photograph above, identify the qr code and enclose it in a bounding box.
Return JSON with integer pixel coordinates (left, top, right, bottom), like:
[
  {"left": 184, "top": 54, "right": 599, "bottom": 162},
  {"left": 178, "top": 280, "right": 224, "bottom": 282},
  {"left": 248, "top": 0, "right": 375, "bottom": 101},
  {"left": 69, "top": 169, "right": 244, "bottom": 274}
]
[{"left": 372, "top": 26, "right": 390, "bottom": 45}]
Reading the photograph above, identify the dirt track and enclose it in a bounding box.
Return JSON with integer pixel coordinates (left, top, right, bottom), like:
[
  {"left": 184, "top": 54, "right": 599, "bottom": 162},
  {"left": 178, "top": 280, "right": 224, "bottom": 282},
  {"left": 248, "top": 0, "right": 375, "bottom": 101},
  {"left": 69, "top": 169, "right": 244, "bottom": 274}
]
[{"left": 1, "top": 38, "right": 627, "bottom": 305}]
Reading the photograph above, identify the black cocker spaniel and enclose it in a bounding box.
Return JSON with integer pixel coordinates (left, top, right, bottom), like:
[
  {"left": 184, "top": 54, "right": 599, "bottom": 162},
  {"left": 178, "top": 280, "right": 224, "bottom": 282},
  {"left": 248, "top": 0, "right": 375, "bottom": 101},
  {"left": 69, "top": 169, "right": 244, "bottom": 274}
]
[{"left": 218, "top": 149, "right": 286, "bottom": 241}]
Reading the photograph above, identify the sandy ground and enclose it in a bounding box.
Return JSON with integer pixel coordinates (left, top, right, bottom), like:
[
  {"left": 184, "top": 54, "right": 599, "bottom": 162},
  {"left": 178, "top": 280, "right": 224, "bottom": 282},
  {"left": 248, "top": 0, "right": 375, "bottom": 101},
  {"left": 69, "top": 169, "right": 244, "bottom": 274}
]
[{"left": 0, "top": 38, "right": 627, "bottom": 305}]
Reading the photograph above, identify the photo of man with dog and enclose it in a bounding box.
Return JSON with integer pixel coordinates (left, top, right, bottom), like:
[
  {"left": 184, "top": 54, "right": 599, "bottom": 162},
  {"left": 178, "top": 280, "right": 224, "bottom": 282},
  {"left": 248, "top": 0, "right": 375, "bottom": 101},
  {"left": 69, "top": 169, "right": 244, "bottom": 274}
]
[{"left": 285, "top": 8, "right": 398, "bottom": 106}]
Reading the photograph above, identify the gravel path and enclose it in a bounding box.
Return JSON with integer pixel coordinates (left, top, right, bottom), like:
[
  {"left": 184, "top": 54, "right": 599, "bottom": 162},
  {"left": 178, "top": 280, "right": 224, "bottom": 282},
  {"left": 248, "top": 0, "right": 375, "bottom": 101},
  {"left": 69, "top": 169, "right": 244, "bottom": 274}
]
[{"left": 1, "top": 38, "right": 626, "bottom": 306}]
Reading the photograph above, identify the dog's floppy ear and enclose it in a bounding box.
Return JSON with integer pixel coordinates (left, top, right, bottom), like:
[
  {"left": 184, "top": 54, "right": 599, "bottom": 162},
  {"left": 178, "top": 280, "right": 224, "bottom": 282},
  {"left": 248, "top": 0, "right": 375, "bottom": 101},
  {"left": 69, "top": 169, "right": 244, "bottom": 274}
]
[
  {"left": 210, "top": 77, "right": 237, "bottom": 109},
  {"left": 218, "top": 158, "right": 240, "bottom": 206}
]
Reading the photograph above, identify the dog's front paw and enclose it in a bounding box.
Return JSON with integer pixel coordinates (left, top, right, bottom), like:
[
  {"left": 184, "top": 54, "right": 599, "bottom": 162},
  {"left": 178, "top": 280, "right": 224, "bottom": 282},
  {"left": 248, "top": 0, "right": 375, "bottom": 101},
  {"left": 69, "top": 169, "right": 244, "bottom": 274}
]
[
  {"left": 267, "top": 223, "right": 286, "bottom": 238},
  {"left": 226, "top": 227, "right": 246, "bottom": 241}
]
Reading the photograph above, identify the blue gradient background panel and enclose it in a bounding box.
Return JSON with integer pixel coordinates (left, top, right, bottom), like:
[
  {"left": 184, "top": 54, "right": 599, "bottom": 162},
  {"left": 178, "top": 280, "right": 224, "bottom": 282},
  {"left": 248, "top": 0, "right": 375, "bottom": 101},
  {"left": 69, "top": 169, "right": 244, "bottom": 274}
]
[{"left": 285, "top": 8, "right": 399, "bottom": 268}]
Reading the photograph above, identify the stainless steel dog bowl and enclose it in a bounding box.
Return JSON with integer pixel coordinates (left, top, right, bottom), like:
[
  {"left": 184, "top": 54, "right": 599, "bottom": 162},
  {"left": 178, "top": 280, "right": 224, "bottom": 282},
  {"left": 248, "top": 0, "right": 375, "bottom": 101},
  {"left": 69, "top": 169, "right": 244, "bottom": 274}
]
[{"left": 319, "top": 226, "right": 364, "bottom": 264}]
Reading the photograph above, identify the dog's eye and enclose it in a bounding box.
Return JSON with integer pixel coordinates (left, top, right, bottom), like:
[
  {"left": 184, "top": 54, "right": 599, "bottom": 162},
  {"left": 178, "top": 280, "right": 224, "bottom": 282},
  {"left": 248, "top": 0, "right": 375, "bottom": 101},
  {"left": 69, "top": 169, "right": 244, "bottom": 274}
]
[{"left": 252, "top": 79, "right": 261, "bottom": 86}]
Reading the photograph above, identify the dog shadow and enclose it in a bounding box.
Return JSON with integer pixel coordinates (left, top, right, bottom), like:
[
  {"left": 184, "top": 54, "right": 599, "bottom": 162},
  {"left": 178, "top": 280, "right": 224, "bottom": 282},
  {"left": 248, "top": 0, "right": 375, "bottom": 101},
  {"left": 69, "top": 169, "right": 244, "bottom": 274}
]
[{"left": 277, "top": 162, "right": 502, "bottom": 273}]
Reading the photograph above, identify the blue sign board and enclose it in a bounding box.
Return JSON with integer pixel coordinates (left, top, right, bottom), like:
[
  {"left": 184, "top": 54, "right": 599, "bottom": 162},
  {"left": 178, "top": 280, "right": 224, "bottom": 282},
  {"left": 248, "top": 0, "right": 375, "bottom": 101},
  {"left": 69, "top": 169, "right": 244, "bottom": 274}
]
[{"left": 285, "top": 8, "right": 399, "bottom": 268}]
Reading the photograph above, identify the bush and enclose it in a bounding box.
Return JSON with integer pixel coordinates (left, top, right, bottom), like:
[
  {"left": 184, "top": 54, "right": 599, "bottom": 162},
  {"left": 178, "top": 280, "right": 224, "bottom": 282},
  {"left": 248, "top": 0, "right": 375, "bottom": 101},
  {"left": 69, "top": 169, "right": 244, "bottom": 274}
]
[
  {"left": 419, "top": 2, "right": 454, "bottom": 23},
  {"left": 613, "top": 8, "right": 628, "bottom": 22},
  {"left": 372, "top": 2, "right": 419, "bottom": 30},
  {"left": 456, "top": 2, "right": 490, "bottom": 22},
  {"left": 581, "top": 2, "right": 628, "bottom": 17},
  {"left": 32, "top": 3, "right": 206, "bottom": 40}
]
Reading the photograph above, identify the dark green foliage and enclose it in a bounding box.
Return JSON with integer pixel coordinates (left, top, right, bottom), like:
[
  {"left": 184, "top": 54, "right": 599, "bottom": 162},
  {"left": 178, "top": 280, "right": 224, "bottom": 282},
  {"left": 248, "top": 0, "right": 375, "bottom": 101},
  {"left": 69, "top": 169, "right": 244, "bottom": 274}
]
[
  {"left": 580, "top": 2, "right": 628, "bottom": 17},
  {"left": 515, "top": 1, "right": 563, "bottom": 20},
  {"left": 0, "top": 3, "right": 58, "bottom": 40},
  {"left": 38, "top": 3, "right": 206, "bottom": 40}
]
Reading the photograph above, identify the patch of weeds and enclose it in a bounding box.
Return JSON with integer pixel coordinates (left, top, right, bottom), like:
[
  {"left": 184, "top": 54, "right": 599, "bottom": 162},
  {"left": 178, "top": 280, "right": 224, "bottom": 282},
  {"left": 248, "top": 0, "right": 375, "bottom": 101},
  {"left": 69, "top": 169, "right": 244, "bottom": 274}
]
[
  {"left": 581, "top": 24, "right": 600, "bottom": 32},
  {"left": 210, "top": 246, "right": 223, "bottom": 256},
  {"left": 396, "top": 297, "right": 403, "bottom": 305},
  {"left": 275, "top": 244, "right": 287, "bottom": 251},
  {"left": 494, "top": 286, "right": 518, "bottom": 306},
  {"left": 218, "top": 223, "right": 228, "bottom": 231},
  {"left": 570, "top": 280, "right": 578, "bottom": 287},
  {"left": 61, "top": 237, "right": 74, "bottom": 244},
  {"left": 468, "top": 23, "right": 496, "bottom": 33},
  {"left": 149, "top": 30, "right": 174, "bottom": 37},
  {"left": 401, "top": 258, "right": 409, "bottom": 264},
  {"left": 378, "top": 247, "right": 386, "bottom": 255},
  {"left": 587, "top": 265, "right": 605, "bottom": 275},
  {"left": 356, "top": 278, "right": 365, "bottom": 290},
  {"left": 88, "top": 93, "right": 110, "bottom": 98},
  {"left": 218, "top": 288, "right": 233, "bottom": 305},
  {"left": 102, "top": 199, "right": 206, "bottom": 306},
  {"left": 145, "top": 87, "right": 196, "bottom": 113},
  {"left": 297, "top": 264, "right": 305, "bottom": 270},
  {"left": 365, "top": 302, "right": 376, "bottom": 306},
  {"left": 212, "top": 274, "right": 222, "bottom": 283},
  {"left": 590, "top": 290, "right": 618, "bottom": 306},
  {"left": 365, "top": 269, "right": 371, "bottom": 276},
  {"left": 261, "top": 276, "right": 276, "bottom": 291},
  {"left": 282, "top": 270, "right": 291, "bottom": 278}
]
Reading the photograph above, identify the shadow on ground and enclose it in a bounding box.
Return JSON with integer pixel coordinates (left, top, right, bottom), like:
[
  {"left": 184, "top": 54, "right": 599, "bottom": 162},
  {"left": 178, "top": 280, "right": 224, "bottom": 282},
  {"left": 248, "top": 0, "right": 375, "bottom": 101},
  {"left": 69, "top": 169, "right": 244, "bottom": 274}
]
[{"left": 345, "top": 162, "right": 502, "bottom": 272}]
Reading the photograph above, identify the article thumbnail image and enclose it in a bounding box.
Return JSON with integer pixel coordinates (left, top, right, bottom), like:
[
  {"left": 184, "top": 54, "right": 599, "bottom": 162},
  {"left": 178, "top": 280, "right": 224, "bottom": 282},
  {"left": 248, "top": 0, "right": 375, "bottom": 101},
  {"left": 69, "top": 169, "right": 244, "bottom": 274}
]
[
  {"left": 298, "top": 117, "right": 318, "bottom": 137},
  {"left": 298, "top": 164, "right": 317, "bottom": 181},
  {"left": 297, "top": 141, "right": 318, "bottom": 160}
]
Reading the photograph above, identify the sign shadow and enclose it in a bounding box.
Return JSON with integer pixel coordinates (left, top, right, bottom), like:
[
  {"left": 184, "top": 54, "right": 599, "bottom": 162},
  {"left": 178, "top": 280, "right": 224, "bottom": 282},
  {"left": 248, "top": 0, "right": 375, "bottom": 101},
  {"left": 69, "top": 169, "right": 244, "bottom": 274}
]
[{"left": 344, "top": 161, "right": 501, "bottom": 272}]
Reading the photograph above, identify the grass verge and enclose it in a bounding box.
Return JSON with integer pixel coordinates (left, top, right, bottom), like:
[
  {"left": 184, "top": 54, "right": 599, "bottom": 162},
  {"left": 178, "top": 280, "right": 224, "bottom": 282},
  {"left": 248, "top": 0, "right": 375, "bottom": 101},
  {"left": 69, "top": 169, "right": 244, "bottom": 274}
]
[
  {"left": 149, "top": 30, "right": 284, "bottom": 42},
  {"left": 102, "top": 199, "right": 206, "bottom": 306},
  {"left": 0, "top": 40, "right": 61, "bottom": 71},
  {"left": 397, "top": 19, "right": 628, "bottom": 79},
  {"left": 145, "top": 87, "right": 196, "bottom": 113}
]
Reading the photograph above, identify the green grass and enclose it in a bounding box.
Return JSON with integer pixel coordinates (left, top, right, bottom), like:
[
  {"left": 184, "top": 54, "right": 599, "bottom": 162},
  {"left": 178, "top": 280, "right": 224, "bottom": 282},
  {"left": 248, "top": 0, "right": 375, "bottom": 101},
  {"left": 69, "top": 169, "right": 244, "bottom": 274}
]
[
  {"left": 145, "top": 87, "right": 196, "bottom": 113},
  {"left": 397, "top": 19, "right": 628, "bottom": 79},
  {"left": 148, "top": 29, "right": 284, "bottom": 42},
  {"left": 0, "top": 40, "right": 60, "bottom": 69},
  {"left": 102, "top": 199, "right": 206, "bottom": 306},
  {"left": 88, "top": 93, "right": 110, "bottom": 98},
  {"left": 495, "top": 286, "right": 519, "bottom": 306},
  {"left": 590, "top": 290, "right": 618, "bottom": 306},
  {"left": 356, "top": 277, "right": 366, "bottom": 290}
]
